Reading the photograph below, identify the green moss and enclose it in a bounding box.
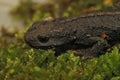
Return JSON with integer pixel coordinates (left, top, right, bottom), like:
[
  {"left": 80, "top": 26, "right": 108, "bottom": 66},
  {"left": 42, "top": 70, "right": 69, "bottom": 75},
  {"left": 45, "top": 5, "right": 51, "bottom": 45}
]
[
  {"left": 1, "top": 28, "right": 120, "bottom": 79},
  {"left": 0, "top": 29, "right": 120, "bottom": 79}
]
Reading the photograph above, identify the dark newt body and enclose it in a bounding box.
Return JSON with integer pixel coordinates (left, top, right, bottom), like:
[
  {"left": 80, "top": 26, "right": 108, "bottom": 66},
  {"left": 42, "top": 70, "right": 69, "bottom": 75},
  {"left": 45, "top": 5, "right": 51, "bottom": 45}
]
[{"left": 24, "top": 12, "right": 120, "bottom": 58}]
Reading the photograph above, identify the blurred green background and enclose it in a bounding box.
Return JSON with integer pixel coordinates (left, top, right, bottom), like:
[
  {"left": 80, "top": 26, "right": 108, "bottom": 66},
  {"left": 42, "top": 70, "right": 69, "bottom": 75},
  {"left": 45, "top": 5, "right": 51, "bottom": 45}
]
[{"left": 0, "top": 0, "right": 120, "bottom": 80}]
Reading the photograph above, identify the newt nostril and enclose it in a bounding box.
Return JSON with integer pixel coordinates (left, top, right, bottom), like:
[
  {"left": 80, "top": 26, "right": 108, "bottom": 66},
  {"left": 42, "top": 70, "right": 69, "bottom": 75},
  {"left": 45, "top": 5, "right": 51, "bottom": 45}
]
[{"left": 37, "top": 36, "right": 49, "bottom": 43}]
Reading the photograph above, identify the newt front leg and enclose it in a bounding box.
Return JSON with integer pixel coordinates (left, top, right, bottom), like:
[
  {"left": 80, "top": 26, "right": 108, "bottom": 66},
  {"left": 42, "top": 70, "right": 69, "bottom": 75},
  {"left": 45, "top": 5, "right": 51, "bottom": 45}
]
[{"left": 74, "top": 37, "right": 110, "bottom": 60}]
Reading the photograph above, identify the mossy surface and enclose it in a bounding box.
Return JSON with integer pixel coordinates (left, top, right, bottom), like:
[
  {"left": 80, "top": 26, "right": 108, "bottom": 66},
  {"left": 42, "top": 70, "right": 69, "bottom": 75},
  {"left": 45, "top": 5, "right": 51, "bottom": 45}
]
[{"left": 0, "top": 35, "right": 120, "bottom": 80}]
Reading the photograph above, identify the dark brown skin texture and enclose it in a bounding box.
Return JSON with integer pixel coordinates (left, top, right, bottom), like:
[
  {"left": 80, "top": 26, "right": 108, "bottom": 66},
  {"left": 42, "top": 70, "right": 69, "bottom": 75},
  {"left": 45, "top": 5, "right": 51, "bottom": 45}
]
[
  {"left": 25, "top": 1, "right": 120, "bottom": 59},
  {"left": 24, "top": 12, "right": 120, "bottom": 59}
]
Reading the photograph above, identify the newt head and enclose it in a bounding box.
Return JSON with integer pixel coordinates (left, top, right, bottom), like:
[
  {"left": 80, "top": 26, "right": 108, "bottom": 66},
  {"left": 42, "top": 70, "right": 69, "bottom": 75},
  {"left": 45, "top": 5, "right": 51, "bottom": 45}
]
[{"left": 24, "top": 22, "right": 76, "bottom": 49}]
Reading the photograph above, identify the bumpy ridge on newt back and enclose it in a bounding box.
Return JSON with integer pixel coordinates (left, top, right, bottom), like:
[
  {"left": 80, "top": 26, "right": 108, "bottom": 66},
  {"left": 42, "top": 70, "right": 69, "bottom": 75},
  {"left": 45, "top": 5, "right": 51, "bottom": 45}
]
[{"left": 28, "top": 11, "right": 120, "bottom": 33}]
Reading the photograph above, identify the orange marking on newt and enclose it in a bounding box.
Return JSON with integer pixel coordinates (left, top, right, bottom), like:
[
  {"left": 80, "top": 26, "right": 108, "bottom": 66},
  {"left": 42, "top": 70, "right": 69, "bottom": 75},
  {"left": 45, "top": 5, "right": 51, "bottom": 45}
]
[
  {"left": 71, "top": 50, "right": 80, "bottom": 55},
  {"left": 100, "top": 33, "right": 108, "bottom": 39},
  {"left": 81, "top": 56, "right": 86, "bottom": 60}
]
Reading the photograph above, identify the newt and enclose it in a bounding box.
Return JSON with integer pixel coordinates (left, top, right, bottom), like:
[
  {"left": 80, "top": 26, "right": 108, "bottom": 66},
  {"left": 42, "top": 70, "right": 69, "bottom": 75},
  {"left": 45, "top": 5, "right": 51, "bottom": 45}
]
[{"left": 24, "top": 12, "right": 120, "bottom": 59}]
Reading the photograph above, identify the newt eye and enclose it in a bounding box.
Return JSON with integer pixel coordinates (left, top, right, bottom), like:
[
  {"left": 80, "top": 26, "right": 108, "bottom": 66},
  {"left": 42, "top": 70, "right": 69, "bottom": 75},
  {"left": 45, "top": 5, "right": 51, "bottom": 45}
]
[{"left": 37, "top": 36, "right": 49, "bottom": 43}]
